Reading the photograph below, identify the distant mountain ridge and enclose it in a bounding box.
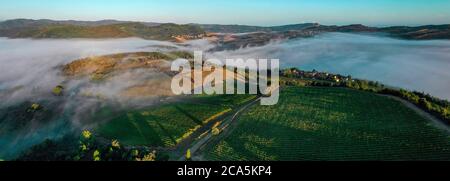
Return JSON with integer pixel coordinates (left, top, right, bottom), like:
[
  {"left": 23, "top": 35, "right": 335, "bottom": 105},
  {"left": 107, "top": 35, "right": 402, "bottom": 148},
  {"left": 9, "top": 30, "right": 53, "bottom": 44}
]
[
  {"left": 0, "top": 19, "right": 160, "bottom": 29},
  {"left": 201, "top": 23, "right": 450, "bottom": 40},
  {"left": 197, "top": 23, "right": 320, "bottom": 33},
  {"left": 206, "top": 23, "right": 450, "bottom": 51},
  {"left": 0, "top": 19, "right": 449, "bottom": 40},
  {"left": 379, "top": 24, "right": 450, "bottom": 40},
  {"left": 0, "top": 19, "right": 202, "bottom": 41}
]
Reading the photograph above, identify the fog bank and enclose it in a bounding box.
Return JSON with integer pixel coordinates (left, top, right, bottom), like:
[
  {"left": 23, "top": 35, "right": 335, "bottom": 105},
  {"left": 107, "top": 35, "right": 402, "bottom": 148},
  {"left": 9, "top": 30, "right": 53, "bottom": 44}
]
[
  {"left": 210, "top": 33, "right": 450, "bottom": 100},
  {"left": 1, "top": 33, "right": 450, "bottom": 159},
  {"left": 0, "top": 37, "right": 212, "bottom": 159}
]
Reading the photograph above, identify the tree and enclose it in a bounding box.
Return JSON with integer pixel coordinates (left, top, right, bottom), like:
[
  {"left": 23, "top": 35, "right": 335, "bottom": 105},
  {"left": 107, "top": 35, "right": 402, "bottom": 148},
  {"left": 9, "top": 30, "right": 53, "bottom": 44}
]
[
  {"left": 52, "top": 85, "right": 64, "bottom": 96},
  {"left": 419, "top": 98, "right": 432, "bottom": 110},
  {"left": 75, "top": 130, "right": 94, "bottom": 160},
  {"left": 186, "top": 149, "right": 191, "bottom": 161},
  {"left": 212, "top": 127, "right": 220, "bottom": 135},
  {"left": 351, "top": 81, "right": 360, "bottom": 89},
  {"left": 442, "top": 108, "right": 450, "bottom": 119},
  {"left": 131, "top": 150, "right": 139, "bottom": 158},
  {"left": 136, "top": 151, "right": 156, "bottom": 161},
  {"left": 28, "top": 103, "right": 41, "bottom": 112},
  {"left": 93, "top": 150, "right": 101, "bottom": 161},
  {"left": 82, "top": 130, "right": 92, "bottom": 140},
  {"left": 111, "top": 139, "right": 120, "bottom": 149}
]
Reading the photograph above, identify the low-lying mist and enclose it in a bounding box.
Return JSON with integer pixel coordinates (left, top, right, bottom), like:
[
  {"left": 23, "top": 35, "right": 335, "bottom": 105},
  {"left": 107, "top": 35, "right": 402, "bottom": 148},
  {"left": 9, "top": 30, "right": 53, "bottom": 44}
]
[
  {"left": 0, "top": 37, "right": 212, "bottom": 159},
  {"left": 210, "top": 33, "right": 450, "bottom": 100},
  {"left": 1, "top": 32, "right": 450, "bottom": 159}
]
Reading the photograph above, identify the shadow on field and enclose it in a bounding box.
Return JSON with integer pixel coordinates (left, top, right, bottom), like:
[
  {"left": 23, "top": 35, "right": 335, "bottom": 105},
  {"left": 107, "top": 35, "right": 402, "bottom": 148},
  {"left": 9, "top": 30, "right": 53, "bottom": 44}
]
[
  {"left": 154, "top": 121, "right": 177, "bottom": 145},
  {"left": 174, "top": 105, "right": 203, "bottom": 125},
  {"left": 130, "top": 113, "right": 165, "bottom": 146}
]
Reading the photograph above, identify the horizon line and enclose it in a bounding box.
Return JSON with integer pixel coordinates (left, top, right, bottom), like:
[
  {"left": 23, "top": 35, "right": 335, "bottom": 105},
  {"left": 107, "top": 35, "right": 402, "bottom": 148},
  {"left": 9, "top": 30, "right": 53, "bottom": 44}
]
[{"left": 1, "top": 18, "right": 449, "bottom": 28}]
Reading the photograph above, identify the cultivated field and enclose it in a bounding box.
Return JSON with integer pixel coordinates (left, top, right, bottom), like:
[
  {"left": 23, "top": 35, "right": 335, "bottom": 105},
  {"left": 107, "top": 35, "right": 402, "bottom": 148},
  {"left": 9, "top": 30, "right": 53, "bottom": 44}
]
[
  {"left": 96, "top": 94, "right": 256, "bottom": 147},
  {"left": 204, "top": 86, "right": 450, "bottom": 160}
]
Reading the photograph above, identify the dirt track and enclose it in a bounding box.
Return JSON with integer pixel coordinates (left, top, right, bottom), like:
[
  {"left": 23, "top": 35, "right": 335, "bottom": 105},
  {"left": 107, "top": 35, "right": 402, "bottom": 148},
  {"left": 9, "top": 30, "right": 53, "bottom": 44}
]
[
  {"left": 380, "top": 94, "right": 450, "bottom": 133},
  {"left": 178, "top": 96, "right": 261, "bottom": 160}
]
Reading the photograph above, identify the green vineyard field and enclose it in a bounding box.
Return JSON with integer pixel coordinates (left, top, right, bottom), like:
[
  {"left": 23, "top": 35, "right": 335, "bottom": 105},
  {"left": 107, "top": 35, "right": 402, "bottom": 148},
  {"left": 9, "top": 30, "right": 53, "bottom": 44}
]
[{"left": 205, "top": 86, "right": 450, "bottom": 160}]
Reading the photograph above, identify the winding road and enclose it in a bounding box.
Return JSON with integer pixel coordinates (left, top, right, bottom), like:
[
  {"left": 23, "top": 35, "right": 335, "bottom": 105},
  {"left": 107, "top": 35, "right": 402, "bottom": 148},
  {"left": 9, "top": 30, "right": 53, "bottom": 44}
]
[
  {"left": 177, "top": 96, "right": 262, "bottom": 160},
  {"left": 380, "top": 94, "right": 450, "bottom": 133}
]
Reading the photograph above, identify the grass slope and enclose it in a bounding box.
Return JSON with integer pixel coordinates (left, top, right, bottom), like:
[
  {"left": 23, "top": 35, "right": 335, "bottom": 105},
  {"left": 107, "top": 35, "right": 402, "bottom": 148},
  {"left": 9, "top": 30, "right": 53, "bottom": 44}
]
[{"left": 205, "top": 86, "right": 450, "bottom": 160}]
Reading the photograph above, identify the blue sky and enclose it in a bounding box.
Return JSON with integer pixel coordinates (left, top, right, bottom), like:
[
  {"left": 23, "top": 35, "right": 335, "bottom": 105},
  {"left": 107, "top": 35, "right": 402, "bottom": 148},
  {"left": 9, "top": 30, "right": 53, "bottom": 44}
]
[{"left": 0, "top": 0, "right": 449, "bottom": 26}]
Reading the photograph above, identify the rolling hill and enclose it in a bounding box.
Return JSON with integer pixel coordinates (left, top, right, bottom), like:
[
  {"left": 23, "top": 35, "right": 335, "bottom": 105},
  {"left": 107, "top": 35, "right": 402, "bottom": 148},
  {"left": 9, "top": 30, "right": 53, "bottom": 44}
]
[{"left": 0, "top": 19, "right": 204, "bottom": 41}]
